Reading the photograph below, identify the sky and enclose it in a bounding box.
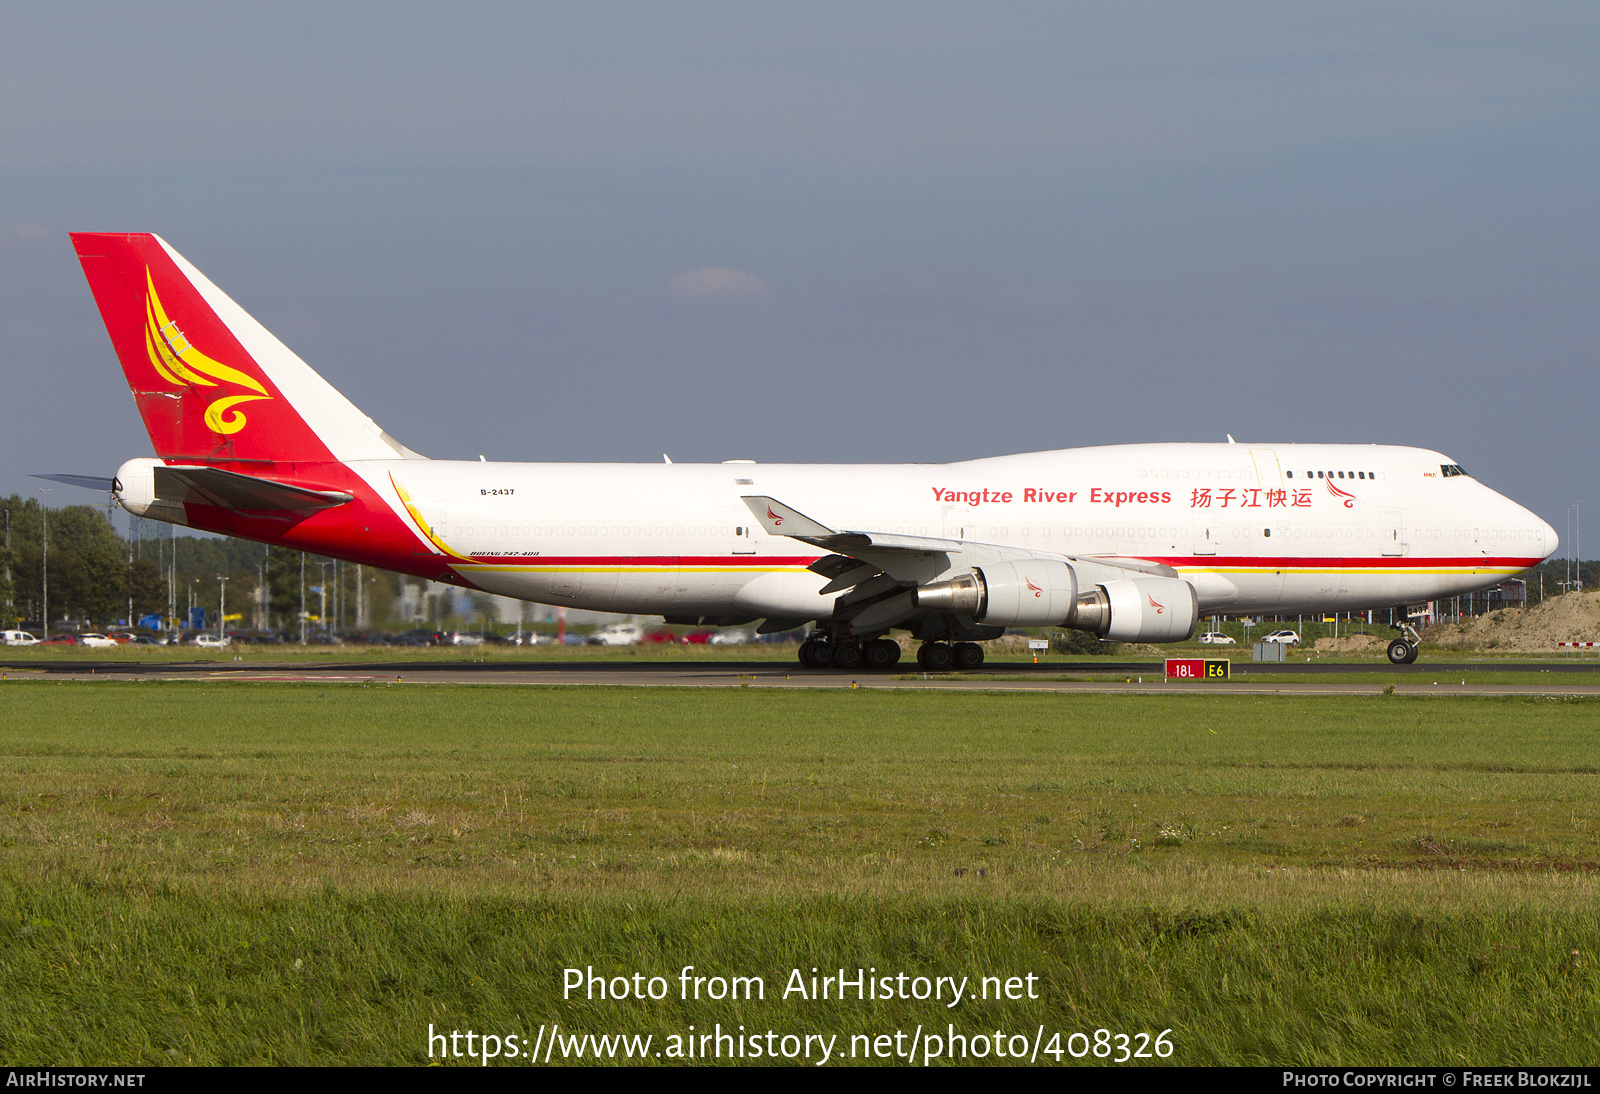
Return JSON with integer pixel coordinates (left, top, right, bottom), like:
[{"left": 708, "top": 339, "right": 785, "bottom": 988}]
[{"left": 2, "top": 2, "right": 1596, "bottom": 543}]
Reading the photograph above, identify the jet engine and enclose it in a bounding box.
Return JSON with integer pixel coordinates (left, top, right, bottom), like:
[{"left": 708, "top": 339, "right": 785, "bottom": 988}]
[
  {"left": 1069, "top": 576, "right": 1198, "bottom": 643},
  {"left": 913, "top": 563, "right": 1198, "bottom": 642},
  {"left": 913, "top": 559, "right": 1077, "bottom": 628}
]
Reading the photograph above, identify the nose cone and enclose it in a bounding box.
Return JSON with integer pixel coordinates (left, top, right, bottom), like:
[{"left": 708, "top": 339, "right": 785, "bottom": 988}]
[{"left": 1538, "top": 515, "right": 1560, "bottom": 562}]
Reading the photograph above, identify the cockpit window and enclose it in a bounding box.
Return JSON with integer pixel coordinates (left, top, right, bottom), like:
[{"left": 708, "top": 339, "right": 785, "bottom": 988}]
[{"left": 1440, "top": 464, "right": 1469, "bottom": 478}]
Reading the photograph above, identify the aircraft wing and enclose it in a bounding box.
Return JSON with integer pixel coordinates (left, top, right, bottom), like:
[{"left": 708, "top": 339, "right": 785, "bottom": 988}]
[{"left": 741, "top": 495, "right": 1179, "bottom": 590}]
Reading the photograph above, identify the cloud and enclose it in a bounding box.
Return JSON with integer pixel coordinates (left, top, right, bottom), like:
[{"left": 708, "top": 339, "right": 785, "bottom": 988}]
[
  {"left": 668, "top": 266, "right": 768, "bottom": 298},
  {"left": 0, "top": 223, "right": 53, "bottom": 252}
]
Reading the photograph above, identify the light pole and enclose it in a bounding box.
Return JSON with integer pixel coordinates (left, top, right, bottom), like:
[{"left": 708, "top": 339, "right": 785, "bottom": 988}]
[
  {"left": 217, "top": 574, "right": 228, "bottom": 641},
  {"left": 126, "top": 510, "right": 135, "bottom": 630},
  {"left": 318, "top": 561, "right": 329, "bottom": 634},
  {"left": 36, "top": 487, "right": 50, "bottom": 638},
  {"left": 1568, "top": 502, "right": 1580, "bottom": 588},
  {"left": 1569, "top": 503, "right": 1586, "bottom": 594},
  {"left": 167, "top": 523, "right": 176, "bottom": 638}
]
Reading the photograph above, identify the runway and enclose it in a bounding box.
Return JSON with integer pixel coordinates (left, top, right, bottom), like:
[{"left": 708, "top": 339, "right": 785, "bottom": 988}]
[{"left": 5, "top": 655, "right": 1599, "bottom": 697}]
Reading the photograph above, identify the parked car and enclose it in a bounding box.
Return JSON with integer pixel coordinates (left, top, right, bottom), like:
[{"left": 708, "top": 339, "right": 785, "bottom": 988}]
[
  {"left": 1197, "top": 632, "right": 1235, "bottom": 645},
  {"left": 0, "top": 630, "right": 39, "bottom": 646},
  {"left": 77, "top": 633, "right": 119, "bottom": 648},
  {"left": 710, "top": 629, "right": 754, "bottom": 645},
  {"left": 193, "top": 634, "right": 232, "bottom": 648},
  {"left": 1261, "top": 630, "right": 1301, "bottom": 645},
  {"left": 39, "top": 634, "right": 80, "bottom": 646},
  {"left": 589, "top": 623, "right": 644, "bottom": 646}
]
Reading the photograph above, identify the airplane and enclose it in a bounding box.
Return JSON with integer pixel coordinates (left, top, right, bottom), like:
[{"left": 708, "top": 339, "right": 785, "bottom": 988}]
[{"left": 56, "top": 232, "right": 1558, "bottom": 670}]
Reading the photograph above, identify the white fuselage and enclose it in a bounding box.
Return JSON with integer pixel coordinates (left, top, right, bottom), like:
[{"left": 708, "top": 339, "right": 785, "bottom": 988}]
[{"left": 366, "top": 442, "right": 1556, "bottom": 622}]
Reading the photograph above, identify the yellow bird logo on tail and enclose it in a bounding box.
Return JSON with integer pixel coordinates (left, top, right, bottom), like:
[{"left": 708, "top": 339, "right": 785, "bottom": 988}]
[{"left": 143, "top": 268, "right": 271, "bottom": 435}]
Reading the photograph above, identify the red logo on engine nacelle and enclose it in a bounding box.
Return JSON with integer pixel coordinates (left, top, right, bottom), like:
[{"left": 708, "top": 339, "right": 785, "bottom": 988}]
[
  {"left": 1026, "top": 577, "right": 1043, "bottom": 598},
  {"left": 1148, "top": 594, "right": 1164, "bottom": 614}
]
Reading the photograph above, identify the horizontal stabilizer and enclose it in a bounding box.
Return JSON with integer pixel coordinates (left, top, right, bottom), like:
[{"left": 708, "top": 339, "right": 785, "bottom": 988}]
[
  {"left": 154, "top": 466, "right": 352, "bottom": 513},
  {"left": 32, "top": 473, "right": 116, "bottom": 492}
]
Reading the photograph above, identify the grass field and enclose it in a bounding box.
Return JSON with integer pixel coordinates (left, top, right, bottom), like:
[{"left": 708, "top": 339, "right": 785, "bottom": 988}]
[{"left": 1, "top": 681, "right": 1597, "bottom": 1066}]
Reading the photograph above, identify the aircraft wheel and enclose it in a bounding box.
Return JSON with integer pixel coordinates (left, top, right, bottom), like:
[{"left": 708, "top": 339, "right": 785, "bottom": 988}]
[
  {"left": 917, "top": 642, "right": 954, "bottom": 672},
  {"left": 1386, "top": 639, "right": 1417, "bottom": 665},
  {"left": 798, "top": 639, "right": 830, "bottom": 669},
  {"left": 864, "top": 638, "right": 901, "bottom": 670},
  {"left": 953, "top": 641, "right": 985, "bottom": 670},
  {"left": 830, "top": 642, "right": 864, "bottom": 670}
]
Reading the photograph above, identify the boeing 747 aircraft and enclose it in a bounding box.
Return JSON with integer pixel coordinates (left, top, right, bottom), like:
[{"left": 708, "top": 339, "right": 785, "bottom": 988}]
[{"left": 57, "top": 233, "right": 1557, "bottom": 669}]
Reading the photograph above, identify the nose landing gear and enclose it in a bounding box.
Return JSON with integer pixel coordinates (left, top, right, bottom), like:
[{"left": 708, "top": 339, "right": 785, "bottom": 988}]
[
  {"left": 1387, "top": 610, "right": 1424, "bottom": 665},
  {"left": 1386, "top": 638, "right": 1418, "bottom": 665}
]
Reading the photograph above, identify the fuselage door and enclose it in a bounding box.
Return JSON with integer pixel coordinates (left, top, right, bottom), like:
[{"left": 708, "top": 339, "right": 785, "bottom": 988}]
[
  {"left": 1194, "top": 525, "right": 1220, "bottom": 556},
  {"left": 1381, "top": 511, "right": 1407, "bottom": 557},
  {"left": 731, "top": 515, "right": 757, "bottom": 555},
  {"left": 1249, "top": 449, "right": 1283, "bottom": 489},
  {"left": 942, "top": 506, "right": 973, "bottom": 542}
]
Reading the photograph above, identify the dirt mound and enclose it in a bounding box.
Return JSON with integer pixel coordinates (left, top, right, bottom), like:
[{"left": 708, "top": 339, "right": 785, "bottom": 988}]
[
  {"left": 1314, "top": 634, "right": 1384, "bottom": 653},
  {"left": 1424, "top": 591, "right": 1600, "bottom": 652}
]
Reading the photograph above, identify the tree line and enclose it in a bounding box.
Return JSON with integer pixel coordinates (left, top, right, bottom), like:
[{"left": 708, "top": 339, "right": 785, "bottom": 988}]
[{"left": 0, "top": 494, "right": 399, "bottom": 633}]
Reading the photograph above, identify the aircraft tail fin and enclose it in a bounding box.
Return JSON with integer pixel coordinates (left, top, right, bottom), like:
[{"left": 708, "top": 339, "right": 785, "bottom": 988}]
[{"left": 70, "top": 233, "right": 422, "bottom": 465}]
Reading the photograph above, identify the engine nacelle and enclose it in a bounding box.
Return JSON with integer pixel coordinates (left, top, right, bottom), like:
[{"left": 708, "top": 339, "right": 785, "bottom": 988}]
[
  {"left": 913, "top": 563, "right": 1198, "bottom": 641},
  {"left": 976, "top": 560, "right": 1080, "bottom": 628},
  {"left": 914, "top": 560, "right": 1078, "bottom": 628},
  {"left": 1079, "top": 576, "right": 1199, "bottom": 643}
]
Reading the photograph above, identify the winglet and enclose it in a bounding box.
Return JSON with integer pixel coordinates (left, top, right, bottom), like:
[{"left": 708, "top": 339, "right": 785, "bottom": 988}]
[{"left": 740, "top": 496, "right": 837, "bottom": 539}]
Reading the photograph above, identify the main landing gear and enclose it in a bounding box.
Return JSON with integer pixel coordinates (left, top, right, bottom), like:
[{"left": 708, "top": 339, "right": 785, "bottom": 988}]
[
  {"left": 916, "top": 641, "right": 985, "bottom": 671},
  {"left": 796, "top": 637, "right": 985, "bottom": 672},
  {"left": 798, "top": 637, "right": 903, "bottom": 670}
]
